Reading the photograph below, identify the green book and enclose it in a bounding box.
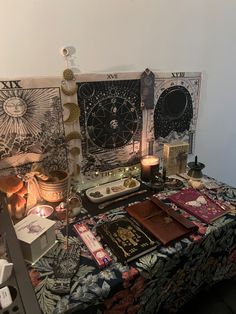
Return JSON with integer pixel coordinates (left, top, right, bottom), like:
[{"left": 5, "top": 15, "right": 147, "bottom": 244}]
[{"left": 96, "top": 216, "right": 158, "bottom": 263}]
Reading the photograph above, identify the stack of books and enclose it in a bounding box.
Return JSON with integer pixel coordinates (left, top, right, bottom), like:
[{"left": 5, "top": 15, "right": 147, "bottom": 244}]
[{"left": 96, "top": 197, "right": 198, "bottom": 263}]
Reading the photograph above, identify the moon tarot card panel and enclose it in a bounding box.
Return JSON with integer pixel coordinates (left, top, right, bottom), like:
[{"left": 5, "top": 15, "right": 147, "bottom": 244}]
[{"left": 143, "top": 72, "right": 201, "bottom": 157}]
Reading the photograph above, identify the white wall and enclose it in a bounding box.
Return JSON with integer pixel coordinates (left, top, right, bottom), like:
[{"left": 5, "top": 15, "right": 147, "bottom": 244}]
[
  {"left": 197, "top": 1, "right": 236, "bottom": 186},
  {"left": 0, "top": 0, "right": 235, "bottom": 186}
]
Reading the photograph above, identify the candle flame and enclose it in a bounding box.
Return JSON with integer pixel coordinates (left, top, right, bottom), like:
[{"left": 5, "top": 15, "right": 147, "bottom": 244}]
[{"left": 141, "top": 155, "right": 159, "bottom": 166}]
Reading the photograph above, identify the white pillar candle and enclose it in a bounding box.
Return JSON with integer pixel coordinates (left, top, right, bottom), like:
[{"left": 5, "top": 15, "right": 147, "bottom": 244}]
[{"left": 140, "top": 155, "right": 160, "bottom": 182}]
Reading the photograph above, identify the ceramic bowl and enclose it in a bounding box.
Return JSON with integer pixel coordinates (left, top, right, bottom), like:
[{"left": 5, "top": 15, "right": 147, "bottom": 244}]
[{"left": 38, "top": 170, "right": 69, "bottom": 202}]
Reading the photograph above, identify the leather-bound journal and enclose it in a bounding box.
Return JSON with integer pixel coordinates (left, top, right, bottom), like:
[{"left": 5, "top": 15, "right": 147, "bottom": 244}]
[{"left": 126, "top": 197, "right": 198, "bottom": 246}]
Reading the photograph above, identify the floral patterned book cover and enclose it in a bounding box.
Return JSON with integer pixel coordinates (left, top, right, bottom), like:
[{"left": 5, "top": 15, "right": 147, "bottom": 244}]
[{"left": 168, "top": 188, "right": 229, "bottom": 224}]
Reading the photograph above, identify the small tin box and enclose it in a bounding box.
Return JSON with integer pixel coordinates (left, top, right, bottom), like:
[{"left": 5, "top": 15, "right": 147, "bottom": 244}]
[{"left": 14, "top": 214, "right": 56, "bottom": 264}]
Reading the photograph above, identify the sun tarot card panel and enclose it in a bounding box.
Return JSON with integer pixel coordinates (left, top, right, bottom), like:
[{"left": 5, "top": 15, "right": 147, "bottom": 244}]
[
  {"left": 0, "top": 78, "right": 68, "bottom": 176},
  {"left": 77, "top": 73, "right": 142, "bottom": 180},
  {"left": 143, "top": 72, "right": 201, "bottom": 157}
]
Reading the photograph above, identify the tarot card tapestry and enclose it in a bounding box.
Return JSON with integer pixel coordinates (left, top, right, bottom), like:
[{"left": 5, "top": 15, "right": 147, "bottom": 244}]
[
  {"left": 143, "top": 72, "right": 201, "bottom": 157},
  {"left": 77, "top": 72, "right": 142, "bottom": 182},
  {"left": 0, "top": 78, "right": 68, "bottom": 176}
]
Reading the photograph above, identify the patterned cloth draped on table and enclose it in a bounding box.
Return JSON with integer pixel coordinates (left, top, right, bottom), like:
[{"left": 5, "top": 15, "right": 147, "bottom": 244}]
[{"left": 29, "top": 179, "right": 236, "bottom": 314}]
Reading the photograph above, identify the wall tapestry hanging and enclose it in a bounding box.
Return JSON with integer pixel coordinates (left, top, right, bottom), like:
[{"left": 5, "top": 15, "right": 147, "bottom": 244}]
[
  {"left": 0, "top": 71, "right": 202, "bottom": 185},
  {"left": 0, "top": 78, "right": 68, "bottom": 176},
  {"left": 143, "top": 72, "right": 201, "bottom": 156},
  {"left": 76, "top": 72, "right": 142, "bottom": 182}
]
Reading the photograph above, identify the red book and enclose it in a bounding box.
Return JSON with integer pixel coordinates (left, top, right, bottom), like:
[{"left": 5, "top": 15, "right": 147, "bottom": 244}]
[{"left": 168, "top": 188, "right": 229, "bottom": 224}]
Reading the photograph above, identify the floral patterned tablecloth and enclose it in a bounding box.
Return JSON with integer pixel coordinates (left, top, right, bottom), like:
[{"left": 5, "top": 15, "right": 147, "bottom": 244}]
[{"left": 29, "top": 177, "right": 236, "bottom": 314}]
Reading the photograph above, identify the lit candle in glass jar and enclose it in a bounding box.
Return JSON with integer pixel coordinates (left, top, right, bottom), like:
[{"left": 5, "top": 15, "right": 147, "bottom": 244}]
[
  {"left": 140, "top": 155, "right": 160, "bottom": 182},
  {"left": 27, "top": 205, "right": 54, "bottom": 218}
]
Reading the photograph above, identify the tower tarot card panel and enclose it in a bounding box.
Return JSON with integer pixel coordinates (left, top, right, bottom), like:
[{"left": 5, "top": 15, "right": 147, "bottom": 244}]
[
  {"left": 144, "top": 72, "right": 201, "bottom": 156},
  {"left": 0, "top": 77, "right": 68, "bottom": 176},
  {"left": 77, "top": 72, "right": 142, "bottom": 181}
]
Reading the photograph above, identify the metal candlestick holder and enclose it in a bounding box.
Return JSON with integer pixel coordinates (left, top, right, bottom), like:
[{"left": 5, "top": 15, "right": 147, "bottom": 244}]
[{"left": 187, "top": 156, "right": 205, "bottom": 180}]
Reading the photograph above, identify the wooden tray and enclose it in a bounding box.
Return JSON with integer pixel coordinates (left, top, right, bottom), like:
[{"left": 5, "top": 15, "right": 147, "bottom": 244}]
[{"left": 85, "top": 178, "right": 140, "bottom": 203}]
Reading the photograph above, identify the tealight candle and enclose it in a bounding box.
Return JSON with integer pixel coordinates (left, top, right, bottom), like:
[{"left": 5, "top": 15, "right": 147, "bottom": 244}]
[
  {"left": 55, "top": 203, "right": 67, "bottom": 221},
  {"left": 27, "top": 205, "right": 54, "bottom": 218},
  {"left": 140, "top": 155, "right": 160, "bottom": 182}
]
